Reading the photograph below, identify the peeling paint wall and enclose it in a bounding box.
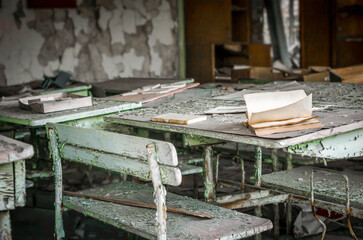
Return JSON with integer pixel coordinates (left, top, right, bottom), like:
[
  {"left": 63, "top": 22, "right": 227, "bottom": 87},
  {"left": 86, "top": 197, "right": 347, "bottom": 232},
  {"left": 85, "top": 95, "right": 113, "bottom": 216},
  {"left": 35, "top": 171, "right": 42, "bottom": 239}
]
[{"left": 0, "top": 0, "right": 179, "bottom": 86}]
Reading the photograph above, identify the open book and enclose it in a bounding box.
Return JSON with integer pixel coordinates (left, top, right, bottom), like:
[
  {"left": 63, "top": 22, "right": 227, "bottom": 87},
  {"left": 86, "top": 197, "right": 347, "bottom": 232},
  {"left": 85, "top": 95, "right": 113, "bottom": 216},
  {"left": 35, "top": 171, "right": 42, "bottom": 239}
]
[{"left": 243, "top": 90, "right": 322, "bottom": 135}]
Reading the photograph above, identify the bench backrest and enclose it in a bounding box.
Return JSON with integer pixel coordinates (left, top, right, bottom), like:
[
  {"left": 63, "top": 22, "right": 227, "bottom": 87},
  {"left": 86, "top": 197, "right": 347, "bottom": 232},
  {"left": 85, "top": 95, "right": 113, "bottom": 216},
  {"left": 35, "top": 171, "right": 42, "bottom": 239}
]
[{"left": 47, "top": 123, "right": 181, "bottom": 186}]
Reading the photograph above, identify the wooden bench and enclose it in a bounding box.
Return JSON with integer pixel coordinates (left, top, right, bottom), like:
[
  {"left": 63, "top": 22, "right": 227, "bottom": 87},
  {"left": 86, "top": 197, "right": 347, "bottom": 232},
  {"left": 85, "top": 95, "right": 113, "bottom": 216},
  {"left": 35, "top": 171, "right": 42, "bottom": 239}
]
[
  {"left": 47, "top": 123, "right": 272, "bottom": 239},
  {"left": 0, "top": 135, "right": 34, "bottom": 239}
]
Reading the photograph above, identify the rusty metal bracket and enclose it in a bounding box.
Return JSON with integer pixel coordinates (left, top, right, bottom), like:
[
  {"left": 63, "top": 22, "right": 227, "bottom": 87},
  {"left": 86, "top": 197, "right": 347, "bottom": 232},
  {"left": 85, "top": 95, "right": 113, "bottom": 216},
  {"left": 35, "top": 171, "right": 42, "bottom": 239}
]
[{"left": 310, "top": 168, "right": 358, "bottom": 240}]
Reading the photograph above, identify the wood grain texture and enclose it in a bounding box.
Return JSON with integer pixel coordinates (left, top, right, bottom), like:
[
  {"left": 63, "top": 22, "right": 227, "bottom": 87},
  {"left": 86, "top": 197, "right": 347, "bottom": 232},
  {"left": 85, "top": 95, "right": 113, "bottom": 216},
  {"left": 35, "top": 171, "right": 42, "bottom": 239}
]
[
  {"left": 52, "top": 123, "right": 178, "bottom": 166},
  {"left": 0, "top": 163, "right": 15, "bottom": 211},
  {"left": 151, "top": 113, "right": 207, "bottom": 125},
  {"left": 0, "top": 135, "right": 34, "bottom": 164},
  {"left": 14, "top": 160, "right": 26, "bottom": 207},
  {"left": 300, "top": 0, "right": 331, "bottom": 68},
  {"left": 60, "top": 145, "right": 182, "bottom": 186},
  {"left": 63, "top": 182, "right": 273, "bottom": 240},
  {"left": 91, "top": 78, "right": 194, "bottom": 97},
  {"left": 107, "top": 83, "right": 200, "bottom": 103}
]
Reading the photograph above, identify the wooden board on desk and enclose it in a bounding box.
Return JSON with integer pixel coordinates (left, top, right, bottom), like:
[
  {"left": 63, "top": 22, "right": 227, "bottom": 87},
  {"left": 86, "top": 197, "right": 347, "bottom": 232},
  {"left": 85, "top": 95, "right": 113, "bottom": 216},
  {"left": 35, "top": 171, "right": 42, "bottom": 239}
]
[
  {"left": 151, "top": 113, "right": 207, "bottom": 125},
  {"left": 92, "top": 78, "right": 194, "bottom": 97},
  {"left": 107, "top": 83, "right": 200, "bottom": 103}
]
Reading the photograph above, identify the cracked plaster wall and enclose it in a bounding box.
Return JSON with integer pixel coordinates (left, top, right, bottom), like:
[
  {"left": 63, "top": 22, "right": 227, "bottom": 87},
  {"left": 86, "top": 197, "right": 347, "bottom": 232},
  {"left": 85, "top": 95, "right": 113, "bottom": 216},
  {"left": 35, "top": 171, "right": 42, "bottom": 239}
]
[{"left": 0, "top": 0, "right": 179, "bottom": 86}]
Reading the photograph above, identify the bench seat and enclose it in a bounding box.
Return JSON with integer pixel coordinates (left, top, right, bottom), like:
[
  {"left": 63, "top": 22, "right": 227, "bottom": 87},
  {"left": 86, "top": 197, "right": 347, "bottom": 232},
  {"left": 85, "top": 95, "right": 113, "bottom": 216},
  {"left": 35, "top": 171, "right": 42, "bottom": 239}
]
[
  {"left": 64, "top": 181, "right": 273, "bottom": 240},
  {"left": 261, "top": 166, "right": 363, "bottom": 209}
]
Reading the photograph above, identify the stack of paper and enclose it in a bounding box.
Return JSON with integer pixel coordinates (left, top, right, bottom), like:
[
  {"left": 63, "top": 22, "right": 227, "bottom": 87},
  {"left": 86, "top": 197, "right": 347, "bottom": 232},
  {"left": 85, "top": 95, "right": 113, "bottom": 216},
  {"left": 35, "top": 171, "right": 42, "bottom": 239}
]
[{"left": 244, "top": 90, "right": 322, "bottom": 135}]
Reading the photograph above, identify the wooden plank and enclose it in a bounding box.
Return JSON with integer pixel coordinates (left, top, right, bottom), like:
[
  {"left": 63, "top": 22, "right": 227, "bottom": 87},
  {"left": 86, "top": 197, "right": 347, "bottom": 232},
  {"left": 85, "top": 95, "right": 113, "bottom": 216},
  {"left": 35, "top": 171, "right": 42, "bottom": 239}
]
[
  {"left": 0, "top": 135, "right": 34, "bottom": 164},
  {"left": 14, "top": 160, "right": 26, "bottom": 207},
  {"left": 107, "top": 83, "right": 200, "bottom": 103},
  {"left": 63, "top": 182, "right": 272, "bottom": 239},
  {"left": 0, "top": 162, "right": 15, "bottom": 211},
  {"left": 52, "top": 123, "right": 178, "bottom": 167},
  {"left": 91, "top": 78, "right": 194, "bottom": 97},
  {"left": 332, "top": 65, "right": 363, "bottom": 83},
  {"left": 151, "top": 113, "right": 207, "bottom": 125},
  {"left": 60, "top": 145, "right": 182, "bottom": 186}
]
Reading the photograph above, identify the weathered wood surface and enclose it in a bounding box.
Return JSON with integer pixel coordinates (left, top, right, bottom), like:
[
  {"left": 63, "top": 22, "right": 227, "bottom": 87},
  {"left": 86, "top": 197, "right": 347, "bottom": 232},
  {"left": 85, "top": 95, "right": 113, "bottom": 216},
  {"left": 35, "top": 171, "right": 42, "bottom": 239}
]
[
  {"left": 52, "top": 123, "right": 178, "bottom": 166},
  {"left": 107, "top": 83, "right": 200, "bottom": 103},
  {"left": 64, "top": 182, "right": 273, "bottom": 240},
  {"left": 0, "top": 99, "right": 141, "bottom": 127},
  {"left": 0, "top": 211, "right": 11, "bottom": 240},
  {"left": 105, "top": 82, "right": 363, "bottom": 149},
  {"left": 0, "top": 163, "right": 14, "bottom": 210},
  {"left": 14, "top": 160, "right": 26, "bottom": 207},
  {"left": 0, "top": 135, "right": 34, "bottom": 164},
  {"left": 92, "top": 78, "right": 194, "bottom": 97},
  {"left": 60, "top": 144, "right": 182, "bottom": 186},
  {"left": 261, "top": 166, "right": 363, "bottom": 209}
]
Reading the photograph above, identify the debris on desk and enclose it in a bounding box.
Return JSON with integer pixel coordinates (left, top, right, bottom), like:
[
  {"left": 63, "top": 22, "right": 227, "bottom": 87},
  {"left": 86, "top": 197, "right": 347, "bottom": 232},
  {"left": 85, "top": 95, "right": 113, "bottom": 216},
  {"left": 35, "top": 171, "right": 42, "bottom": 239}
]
[
  {"left": 41, "top": 71, "right": 71, "bottom": 89},
  {"left": 18, "top": 92, "right": 92, "bottom": 113},
  {"left": 107, "top": 82, "right": 200, "bottom": 103},
  {"left": 244, "top": 90, "right": 322, "bottom": 135},
  {"left": 151, "top": 113, "right": 207, "bottom": 125},
  {"left": 204, "top": 106, "right": 247, "bottom": 114}
]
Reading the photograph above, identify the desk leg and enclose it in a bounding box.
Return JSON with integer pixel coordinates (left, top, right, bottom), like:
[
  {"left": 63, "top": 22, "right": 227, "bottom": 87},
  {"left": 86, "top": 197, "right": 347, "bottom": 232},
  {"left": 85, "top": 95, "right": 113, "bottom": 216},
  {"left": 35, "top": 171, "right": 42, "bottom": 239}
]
[
  {"left": 286, "top": 153, "right": 293, "bottom": 235},
  {"left": 271, "top": 149, "right": 280, "bottom": 238},
  {"left": 271, "top": 149, "right": 278, "bottom": 172},
  {"left": 254, "top": 146, "right": 262, "bottom": 240},
  {"left": 203, "top": 146, "right": 215, "bottom": 202},
  {"left": 254, "top": 146, "right": 262, "bottom": 187},
  {"left": 0, "top": 211, "right": 11, "bottom": 240},
  {"left": 29, "top": 128, "right": 39, "bottom": 169}
]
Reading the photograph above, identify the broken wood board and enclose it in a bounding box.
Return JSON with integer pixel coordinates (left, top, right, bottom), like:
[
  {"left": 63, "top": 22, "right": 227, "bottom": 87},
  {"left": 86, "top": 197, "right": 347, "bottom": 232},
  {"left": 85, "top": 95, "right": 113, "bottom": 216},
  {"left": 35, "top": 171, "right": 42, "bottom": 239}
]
[
  {"left": 0, "top": 135, "right": 34, "bottom": 164},
  {"left": 107, "top": 83, "right": 200, "bottom": 103},
  {"left": 151, "top": 113, "right": 207, "bottom": 125},
  {"left": 204, "top": 106, "right": 247, "bottom": 114},
  {"left": 303, "top": 71, "right": 330, "bottom": 82},
  {"left": 331, "top": 65, "right": 363, "bottom": 83},
  {"left": 232, "top": 66, "right": 284, "bottom": 81},
  {"left": 91, "top": 78, "right": 195, "bottom": 97},
  {"left": 64, "top": 182, "right": 273, "bottom": 239},
  {"left": 19, "top": 92, "right": 92, "bottom": 113}
]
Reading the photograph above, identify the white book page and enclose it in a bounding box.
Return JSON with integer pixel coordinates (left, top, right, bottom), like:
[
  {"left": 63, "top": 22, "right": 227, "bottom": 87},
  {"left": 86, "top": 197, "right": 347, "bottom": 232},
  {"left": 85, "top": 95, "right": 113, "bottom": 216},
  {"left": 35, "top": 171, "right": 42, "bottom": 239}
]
[{"left": 244, "top": 90, "right": 312, "bottom": 124}]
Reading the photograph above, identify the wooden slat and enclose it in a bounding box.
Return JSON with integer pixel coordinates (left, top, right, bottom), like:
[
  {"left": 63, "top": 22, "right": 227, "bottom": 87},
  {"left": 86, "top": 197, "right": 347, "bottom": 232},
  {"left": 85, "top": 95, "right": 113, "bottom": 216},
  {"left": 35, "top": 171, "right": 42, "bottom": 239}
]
[
  {"left": 64, "top": 182, "right": 273, "bottom": 240},
  {"left": 61, "top": 145, "right": 182, "bottom": 186},
  {"left": 52, "top": 123, "right": 178, "bottom": 167},
  {"left": 0, "top": 163, "right": 15, "bottom": 211}
]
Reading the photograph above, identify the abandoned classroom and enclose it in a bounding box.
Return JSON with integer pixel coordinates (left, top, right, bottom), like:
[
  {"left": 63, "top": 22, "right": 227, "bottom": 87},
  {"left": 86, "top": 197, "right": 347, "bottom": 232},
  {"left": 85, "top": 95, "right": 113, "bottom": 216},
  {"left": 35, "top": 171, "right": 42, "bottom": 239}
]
[{"left": 0, "top": 0, "right": 362, "bottom": 239}]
